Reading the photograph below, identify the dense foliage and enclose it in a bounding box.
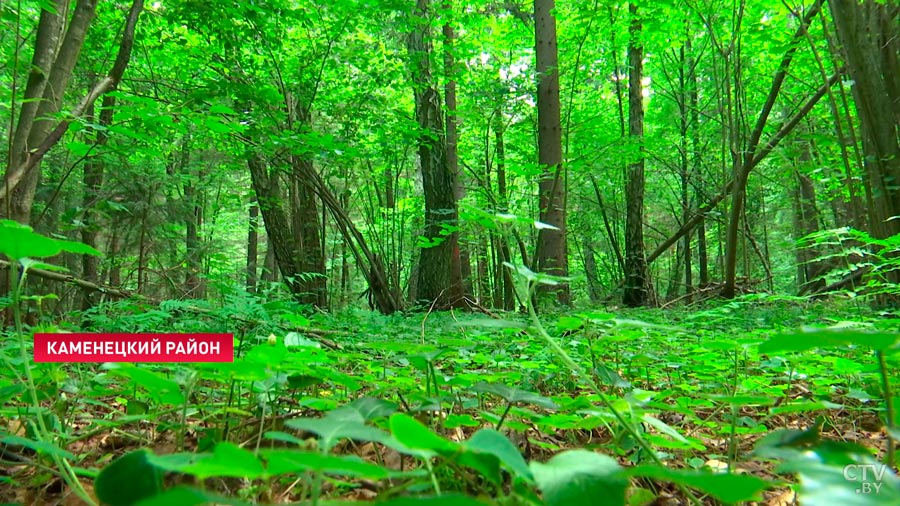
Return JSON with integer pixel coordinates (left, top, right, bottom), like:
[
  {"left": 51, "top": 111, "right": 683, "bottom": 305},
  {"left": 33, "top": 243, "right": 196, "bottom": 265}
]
[{"left": 1, "top": 0, "right": 899, "bottom": 504}]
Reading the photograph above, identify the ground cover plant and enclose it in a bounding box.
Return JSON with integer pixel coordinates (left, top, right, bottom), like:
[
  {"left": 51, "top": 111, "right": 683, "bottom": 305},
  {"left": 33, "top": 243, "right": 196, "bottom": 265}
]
[
  {"left": 3, "top": 0, "right": 900, "bottom": 504},
  {"left": 3, "top": 223, "right": 900, "bottom": 505}
]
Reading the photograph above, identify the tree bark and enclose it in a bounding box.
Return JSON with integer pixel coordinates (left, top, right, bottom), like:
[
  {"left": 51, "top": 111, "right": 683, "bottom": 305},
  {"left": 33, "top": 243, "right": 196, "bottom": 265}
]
[
  {"left": 534, "top": 0, "right": 569, "bottom": 304},
  {"left": 443, "top": 0, "right": 466, "bottom": 307},
  {"left": 828, "top": 0, "right": 900, "bottom": 242},
  {"left": 247, "top": 203, "right": 259, "bottom": 292},
  {"left": 622, "top": 3, "right": 651, "bottom": 307},
  {"left": 723, "top": 0, "right": 823, "bottom": 298},
  {"left": 3, "top": 0, "right": 100, "bottom": 224},
  {"left": 408, "top": 0, "right": 457, "bottom": 308}
]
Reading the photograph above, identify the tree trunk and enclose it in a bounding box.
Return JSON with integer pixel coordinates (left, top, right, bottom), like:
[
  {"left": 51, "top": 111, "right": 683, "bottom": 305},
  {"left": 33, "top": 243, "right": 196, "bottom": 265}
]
[
  {"left": 442, "top": 0, "right": 466, "bottom": 307},
  {"left": 723, "top": 0, "right": 824, "bottom": 298},
  {"left": 78, "top": 0, "right": 143, "bottom": 308},
  {"left": 534, "top": 0, "right": 569, "bottom": 304},
  {"left": 408, "top": 0, "right": 457, "bottom": 308},
  {"left": 262, "top": 243, "right": 276, "bottom": 283},
  {"left": 828, "top": 0, "right": 900, "bottom": 242},
  {"left": 622, "top": 3, "right": 651, "bottom": 307},
  {"left": 246, "top": 203, "right": 259, "bottom": 292},
  {"left": 247, "top": 155, "right": 306, "bottom": 300},
  {"left": 291, "top": 157, "right": 327, "bottom": 307},
  {"left": 182, "top": 144, "right": 205, "bottom": 298},
  {"left": 793, "top": 167, "right": 826, "bottom": 294},
  {"left": 492, "top": 111, "right": 516, "bottom": 309},
  {"left": 3, "top": 0, "right": 100, "bottom": 224},
  {"left": 583, "top": 238, "right": 603, "bottom": 302}
]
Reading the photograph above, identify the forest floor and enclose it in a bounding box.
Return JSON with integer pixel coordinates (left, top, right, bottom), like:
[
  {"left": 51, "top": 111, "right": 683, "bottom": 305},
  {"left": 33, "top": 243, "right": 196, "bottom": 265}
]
[{"left": 1, "top": 296, "right": 897, "bottom": 505}]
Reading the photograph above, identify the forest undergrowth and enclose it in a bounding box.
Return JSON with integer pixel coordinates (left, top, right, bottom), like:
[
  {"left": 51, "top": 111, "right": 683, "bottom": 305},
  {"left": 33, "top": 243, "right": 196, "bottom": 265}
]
[{"left": 3, "top": 292, "right": 900, "bottom": 506}]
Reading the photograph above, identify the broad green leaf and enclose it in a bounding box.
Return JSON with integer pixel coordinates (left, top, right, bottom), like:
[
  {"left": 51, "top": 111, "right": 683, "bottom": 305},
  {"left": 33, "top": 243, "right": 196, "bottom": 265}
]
[
  {"left": 626, "top": 465, "right": 772, "bottom": 503},
  {"left": 340, "top": 396, "right": 399, "bottom": 420},
  {"left": 261, "top": 449, "right": 398, "bottom": 479},
  {"left": 104, "top": 365, "right": 184, "bottom": 405},
  {"left": 471, "top": 382, "right": 558, "bottom": 409},
  {"left": 209, "top": 104, "right": 238, "bottom": 115},
  {"left": 594, "top": 365, "right": 632, "bottom": 389},
  {"left": 0, "top": 220, "right": 101, "bottom": 260},
  {"left": 95, "top": 449, "right": 163, "bottom": 506},
  {"left": 389, "top": 413, "right": 459, "bottom": 456},
  {"left": 181, "top": 442, "right": 264, "bottom": 480},
  {"left": 134, "top": 486, "right": 251, "bottom": 506},
  {"left": 286, "top": 374, "right": 324, "bottom": 389},
  {"left": 641, "top": 414, "right": 705, "bottom": 450},
  {"left": 530, "top": 450, "right": 626, "bottom": 506},
  {"left": 775, "top": 447, "right": 900, "bottom": 506},
  {"left": 760, "top": 327, "right": 900, "bottom": 353},
  {"left": 464, "top": 429, "right": 532, "bottom": 481},
  {"left": 286, "top": 409, "right": 391, "bottom": 452},
  {"left": 284, "top": 332, "right": 322, "bottom": 348}
]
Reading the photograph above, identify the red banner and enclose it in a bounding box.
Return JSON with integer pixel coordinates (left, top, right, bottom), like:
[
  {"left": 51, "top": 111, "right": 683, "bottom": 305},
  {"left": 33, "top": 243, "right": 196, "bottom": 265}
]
[{"left": 33, "top": 333, "right": 234, "bottom": 363}]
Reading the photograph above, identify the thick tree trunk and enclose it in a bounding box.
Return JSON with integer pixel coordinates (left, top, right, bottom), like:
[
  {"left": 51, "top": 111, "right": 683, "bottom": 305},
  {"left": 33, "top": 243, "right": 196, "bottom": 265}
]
[
  {"left": 622, "top": 3, "right": 651, "bottom": 307},
  {"left": 534, "top": 0, "right": 569, "bottom": 304},
  {"left": 81, "top": 103, "right": 102, "bottom": 309},
  {"left": 291, "top": 157, "right": 327, "bottom": 307},
  {"left": 2, "top": 0, "right": 99, "bottom": 321},
  {"left": 3, "top": 0, "right": 100, "bottom": 224},
  {"left": 443, "top": 2, "right": 466, "bottom": 307},
  {"left": 262, "top": 244, "right": 276, "bottom": 283},
  {"left": 247, "top": 155, "right": 306, "bottom": 299},
  {"left": 408, "top": 0, "right": 457, "bottom": 308},
  {"left": 182, "top": 143, "right": 205, "bottom": 298},
  {"left": 828, "top": 0, "right": 900, "bottom": 242}
]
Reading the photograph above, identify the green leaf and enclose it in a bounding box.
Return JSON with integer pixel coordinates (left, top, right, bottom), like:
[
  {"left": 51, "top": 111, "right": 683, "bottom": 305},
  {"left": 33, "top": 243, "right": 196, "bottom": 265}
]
[
  {"left": 626, "top": 465, "right": 772, "bottom": 504},
  {"left": 776, "top": 449, "right": 900, "bottom": 506},
  {"left": 530, "top": 450, "right": 626, "bottom": 506},
  {"left": 286, "top": 374, "right": 324, "bottom": 389},
  {"left": 134, "top": 486, "right": 251, "bottom": 506},
  {"left": 181, "top": 442, "right": 264, "bottom": 480},
  {"left": 375, "top": 495, "right": 489, "bottom": 506},
  {"left": 204, "top": 117, "right": 233, "bottom": 134},
  {"left": 104, "top": 365, "right": 184, "bottom": 405},
  {"left": 641, "top": 414, "right": 705, "bottom": 450},
  {"left": 341, "top": 396, "right": 399, "bottom": 421},
  {"left": 261, "top": 449, "right": 399, "bottom": 479},
  {"left": 389, "top": 413, "right": 459, "bottom": 457},
  {"left": 286, "top": 409, "right": 392, "bottom": 452},
  {"left": 0, "top": 220, "right": 101, "bottom": 261},
  {"left": 760, "top": 327, "right": 900, "bottom": 353},
  {"left": 471, "top": 382, "right": 558, "bottom": 409},
  {"left": 464, "top": 429, "right": 532, "bottom": 481},
  {"left": 95, "top": 449, "right": 163, "bottom": 506},
  {"left": 283, "top": 332, "right": 322, "bottom": 348},
  {"left": 209, "top": 104, "right": 238, "bottom": 115}
]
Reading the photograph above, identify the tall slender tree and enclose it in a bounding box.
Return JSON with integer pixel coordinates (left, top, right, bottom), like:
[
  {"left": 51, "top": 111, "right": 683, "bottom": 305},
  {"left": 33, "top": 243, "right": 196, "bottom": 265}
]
[
  {"left": 622, "top": 2, "right": 651, "bottom": 307},
  {"left": 534, "top": 0, "right": 569, "bottom": 304}
]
